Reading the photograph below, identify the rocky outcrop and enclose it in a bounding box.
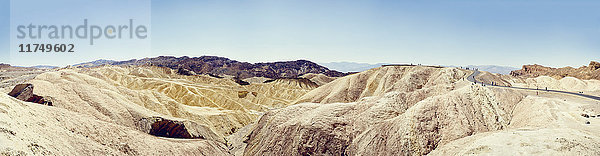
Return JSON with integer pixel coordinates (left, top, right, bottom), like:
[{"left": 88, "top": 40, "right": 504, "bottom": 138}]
[
  {"left": 590, "top": 61, "right": 600, "bottom": 70},
  {"left": 149, "top": 120, "right": 191, "bottom": 138},
  {"left": 510, "top": 61, "right": 600, "bottom": 80},
  {"left": 176, "top": 68, "right": 197, "bottom": 76},
  {"left": 234, "top": 78, "right": 250, "bottom": 85},
  {"left": 137, "top": 117, "right": 220, "bottom": 140},
  {"left": 264, "top": 78, "right": 319, "bottom": 88},
  {"left": 238, "top": 91, "right": 250, "bottom": 98},
  {"left": 0, "top": 63, "right": 10, "bottom": 68},
  {"left": 7, "top": 84, "right": 52, "bottom": 106}
]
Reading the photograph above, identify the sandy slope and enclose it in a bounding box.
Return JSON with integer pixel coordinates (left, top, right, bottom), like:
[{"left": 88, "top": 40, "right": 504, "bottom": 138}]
[
  {"left": 430, "top": 94, "right": 600, "bottom": 155},
  {"left": 294, "top": 66, "right": 469, "bottom": 104},
  {"left": 243, "top": 66, "right": 528, "bottom": 155},
  {"left": 0, "top": 93, "right": 230, "bottom": 155}
]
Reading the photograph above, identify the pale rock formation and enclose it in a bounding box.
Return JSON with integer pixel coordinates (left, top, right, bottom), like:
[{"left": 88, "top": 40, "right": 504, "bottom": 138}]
[
  {"left": 25, "top": 66, "right": 314, "bottom": 141},
  {"left": 0, "top": 93, "right": 230, "bottom": 155}
]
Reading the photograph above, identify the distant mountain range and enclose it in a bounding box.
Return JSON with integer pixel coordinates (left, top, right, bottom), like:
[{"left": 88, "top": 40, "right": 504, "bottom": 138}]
[
  {"left": 71, "top": 56, "right": 347, "bottom": 79},
  {"left": 72, "top": 59, "right": 116, "bottom": 68},
  {"left": 69, "top": 58, "right": 521, "bottom": 77},
  {"left": 29, "top": 65, "right": 60, "bottom": 69},
  {"left": 320, "top": 62, "right": 520, "bottom": 75},
  {"left": 448, "top": 65, "right": 519, "bottom": 75},
  {"left": 320, "top": 62, "right": 387, "bottom": 73},
  {"left": 10, "top": 65, "right": 59, "bottom": 69}
]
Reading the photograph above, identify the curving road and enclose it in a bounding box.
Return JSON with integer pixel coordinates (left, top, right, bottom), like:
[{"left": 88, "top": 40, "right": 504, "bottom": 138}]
[
  {"left": 466, "top": 70, "right": 480, "bottom": 83},
  {"left": 466, "top": 70, "right": 600, "bottom": 101}
]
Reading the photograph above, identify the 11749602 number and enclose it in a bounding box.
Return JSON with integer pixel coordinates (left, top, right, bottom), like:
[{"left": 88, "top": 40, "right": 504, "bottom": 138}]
[{"left": 18, "top": 44, "right": 75, "bottom": 52}]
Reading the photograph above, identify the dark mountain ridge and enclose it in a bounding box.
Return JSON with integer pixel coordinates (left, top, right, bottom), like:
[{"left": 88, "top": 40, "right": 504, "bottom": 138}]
[{"left": 80, "top": 56, "right": 347, "bottom": 79}]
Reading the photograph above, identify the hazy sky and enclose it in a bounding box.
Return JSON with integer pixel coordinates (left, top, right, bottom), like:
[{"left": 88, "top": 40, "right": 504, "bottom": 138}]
[{"left": 1, "top": 0, "right": 599, "bottom": 67}]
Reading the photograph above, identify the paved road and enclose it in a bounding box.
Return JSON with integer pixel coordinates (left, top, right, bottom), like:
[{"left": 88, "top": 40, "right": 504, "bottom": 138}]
[
  {"left": 466, "top": 70, "right": 600, "bottom": 101},
  {"left": 466, "top": 70, "right": 479, "bottom": 83}
]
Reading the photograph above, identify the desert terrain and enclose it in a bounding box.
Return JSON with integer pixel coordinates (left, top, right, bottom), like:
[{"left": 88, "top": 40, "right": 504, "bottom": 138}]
[{"left": 1, "top": 58, "right": 599, "bottom": 155}]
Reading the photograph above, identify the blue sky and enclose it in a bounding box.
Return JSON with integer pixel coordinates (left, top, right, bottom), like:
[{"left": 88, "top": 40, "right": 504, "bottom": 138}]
[
  {"left": 2, "top": 0, "right": 600, "bottom": 67},
  {"left": 5, "top": 0, "right": 150, "bottom": 67},
  {"left": 0, "top": 0, "right": 7, "bottom": 62}
]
